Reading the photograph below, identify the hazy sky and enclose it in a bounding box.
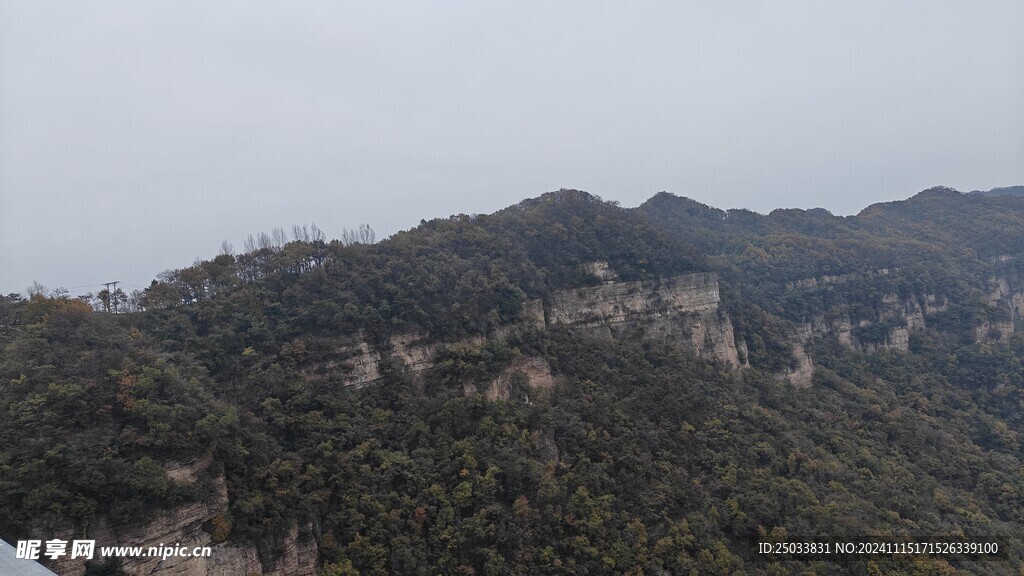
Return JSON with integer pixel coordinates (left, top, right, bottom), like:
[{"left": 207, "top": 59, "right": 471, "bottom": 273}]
[{"left": 2, "top": 1, "right": 1022, "bottom": 294}]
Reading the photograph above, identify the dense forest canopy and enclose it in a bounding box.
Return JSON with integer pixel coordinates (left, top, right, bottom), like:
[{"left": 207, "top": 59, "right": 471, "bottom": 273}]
[{"left": 2, "top": 186, "right": 1023, "bottom": 575}]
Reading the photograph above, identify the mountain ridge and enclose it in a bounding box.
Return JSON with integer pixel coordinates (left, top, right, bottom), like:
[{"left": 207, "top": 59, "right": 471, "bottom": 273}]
[{"left": 2, "top": 186, "right": 1023, "bottom": 575}]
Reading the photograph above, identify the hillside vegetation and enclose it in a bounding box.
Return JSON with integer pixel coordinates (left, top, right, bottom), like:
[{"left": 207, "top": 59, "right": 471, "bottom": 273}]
[{"left": 2, "top": 187, "right": 1023, "bottom": 575}]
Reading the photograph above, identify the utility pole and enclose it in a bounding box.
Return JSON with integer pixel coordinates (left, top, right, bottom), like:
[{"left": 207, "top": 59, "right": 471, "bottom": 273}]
[{"left": 102, "top": 281, "right": 119, "bottom": 313}]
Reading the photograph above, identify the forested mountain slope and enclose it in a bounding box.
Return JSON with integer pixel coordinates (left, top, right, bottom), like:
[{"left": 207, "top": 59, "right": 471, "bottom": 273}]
[{"left": 2, "top": 187, "right": 1023, "bottom": 576}]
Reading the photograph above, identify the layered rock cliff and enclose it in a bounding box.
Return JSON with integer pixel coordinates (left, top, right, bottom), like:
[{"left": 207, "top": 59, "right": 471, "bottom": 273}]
[
  {"left": 464, "top": 355, "right": 557, "bottom": 402},
  {"left": 305, "top": 269, "right": 746, "bottom": 393},
  {"left": 978, "top": 272, "right": 1024, "bottom": 343},
  {"left": 44, "top": 460, "right": 318, "bottom": 576},
  {"left": 544, "top": 272, "right": 745, "bottom": 369},
  {"left": 305, "top": 264, "right": 1024, "bottom": 394},
  {"left": 782, "top": 264, "right": 1024, "bottom": 387}
]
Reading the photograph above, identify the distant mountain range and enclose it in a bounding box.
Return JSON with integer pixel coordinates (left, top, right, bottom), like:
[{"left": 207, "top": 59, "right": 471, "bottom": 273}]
[{"left": 971, "top": 185, "right": 1024, "bottom": 197}]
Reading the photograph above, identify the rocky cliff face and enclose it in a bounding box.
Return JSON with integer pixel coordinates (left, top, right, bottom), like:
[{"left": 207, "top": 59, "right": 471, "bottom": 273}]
[
  {"left": 977, "top": 273, "right": 1024, "bottom": 343},
  {"left": 545, "top": 273, "right": 719, "bottom": 325},
  {"left": 797, "top": 292, "right": 934, "bottom": 354},
  {"left": 785, "top": 288, "right": 939, "bottom": 389},
  {"left": 307, "top": 269, "right": 746, "bottom": 392},
  {"left": 44, "top": 460, "right": 318, "bottom": 576},
  {"left": 306, "top": 266, "right": 1024, "bottom": 393},
  {"left": 545, "top": 272, "right": 744, "bottom": 368},
  {"left": 303, "top": 300, "right": 547, "bottom": 388},
  {"left": 795, "top": 277, "right": 1023, "bottom": 353},
  {"left": 784, "top": 266, "right": 1024, "bottom": 387},
  {"left": 784, "top": 342, "right": 815, "bottom": 389},
  {"left": 463, "top": 355, "right": 557, "bottom": 402}
]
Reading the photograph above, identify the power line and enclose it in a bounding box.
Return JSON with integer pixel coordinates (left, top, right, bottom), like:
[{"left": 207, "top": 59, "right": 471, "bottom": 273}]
[
  {"left": 61, "top": 283, "right": 110, "bottom": 291},
  {"left": 61, "top": 281, "right": 148, "bottom": 292}
]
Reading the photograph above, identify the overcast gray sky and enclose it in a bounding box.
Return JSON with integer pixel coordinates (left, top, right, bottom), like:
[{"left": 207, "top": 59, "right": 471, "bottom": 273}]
[{"left": 2, "top": 1, "right": 1022, "bottom": 295}]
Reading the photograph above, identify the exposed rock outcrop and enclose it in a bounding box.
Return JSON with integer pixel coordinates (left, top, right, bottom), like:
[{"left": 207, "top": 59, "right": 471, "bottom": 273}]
[
  {"left": 582, "top": 260, "right": 619, "bottom": 283},
  {"left": 47, "top": 472, "right": 229, "bottom": 576},
  {"left": 314, "top": 266, "right": 1023, "bottom": 392},
  {"left": 690, "top": 309, "right": 745, "bottom": 369},
  {"left": 262, "top": 525, "right": 318, "bottom": 576},
  {"left": 307, "top": 270, "right": 745, "bottom": 390},
  {"left": 784, "top": 268, "right": 898, "bottom": 291},
  {"left": 305, "top": 301, "right": 547, "bottom": 388},
  {"left": 784, "top": 341, "right": 815, "bottom": 389},
  {"left": 546, "top": 273, "right": 720, "bottom": 326},
  {"left": 798, "top": 315, "right": 854, "bottom": 349},
  {"left": 796, "top": 275, "right": 1023, "bottom": 351},
  {"left": 783, "top": 265, "right": 1024, "bottom": 387},
  {"left": 163, "top": 453, "right": 214, "bottom": 484},
  {"left": 978, "top": 274, "right": 1024, "bottom": 343},
  {"left": 797, "top": 292, "right": 938, "bottom": 353},
  {"left": 544, "top": 272, "right": 743, "bottom": 368},
  {"left": 45, "top": 467, "right": 317, "bottom": 576},
  {"left": 474, "top": 356, "right": 556, "bottom": 401}
]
